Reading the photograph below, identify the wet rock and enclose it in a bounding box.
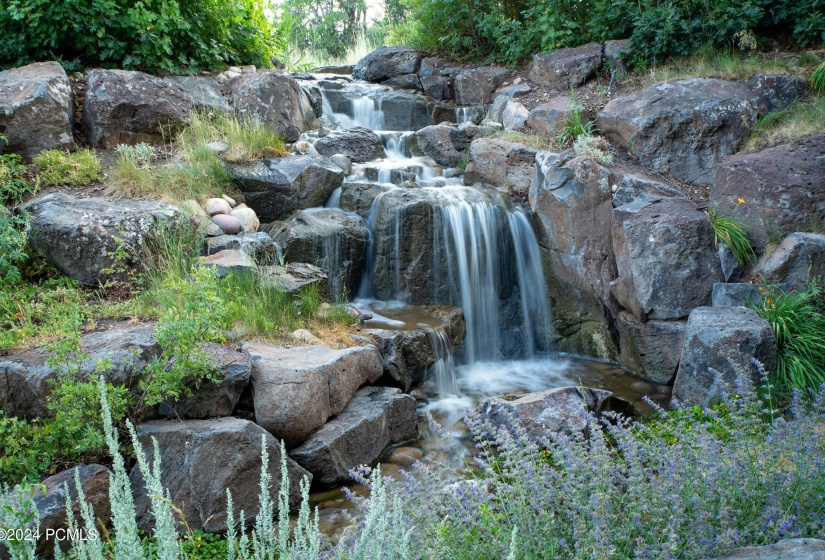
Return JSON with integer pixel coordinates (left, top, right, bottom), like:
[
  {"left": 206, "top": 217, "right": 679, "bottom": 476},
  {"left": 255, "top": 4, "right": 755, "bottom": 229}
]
[
  {"left": 314, "top": 126, "right": 385, "bottom": 163},
  {"left": 453, "top": 66, "right": 511, "bottom": 105},
  {"left": 465, "top": 138, "right": 537, "bottom": 199},
  {"left": 0, "top": 61, "right": 74, "bottom": 161},
  {"left": 385, "top": 73, "right": 422, "bottom": 91},
  {"left": 747, "top": 74, "right": 808, "bottom": 116},
  {"left": 412, "top": 122, "right": 485, "bottom": 167},
  {"left": 329, "top": 153, "right": 352, "bottom": 175},
  {"left": 420, "top": 75, "right": 452, "bottom": 101},
  {"left": 339, "top": 182, "right": 395, "bottom": 217},
  {"left": 753, "top": 233, "right": 825, "bottom": 288},
  {"left": 166, "top": 76, "right": 229, "bottom": 112},
  {"left": 711, "top": 538, "right": 825, "bottom": 560},
  {"left": 199, "top": 249, "right": 256, "bottom": 277},
  {"left": 289, "top": 386, "right": 417, "bottom": 486},
  {"left": 366, "top": 325, "right": 451, "bottom": 391},
  {"left": 242, "top": 343, "right": 383, "bottom": 447},
  {"left": 598, "top": 79, "right": 757, "bottom": 185},
  {"left": 83, "top": 69, "right": 192, "bottom": 148},
  {"left": 616, "top": 311, "right": 686, "bottom": 384},
  {"left": 611, "top": 197, "right": 723, "bottom": 321},
  {"left": 259, "top": 262, "right": 328, "bottom": 295},
  {"left": 24, "top": 193, "right": 195, "bottom": 285},
  {"left": 672, "top": 306, "right": 777, "bottom": 407},
  {"left": 603, "top": 40, "right": 633, "bottom": 79},
  {"left": 205, "top": 232, "right": 275, "bottom": 262},
  {"left": 529, "top": 152, "right": 618, "bottom": 359},
  {"left": 477, "top": 386, "right": 634, "bottom": 444},
  {"left": 380, "top": 90, "right": 431, "bottom": 131},
  {"left": 272, "top": 209, "right": 368, "bottom": 300},
  {"left": 227, "top": 155, "right": 344, "bottom": 222},
  {"left": 708, "top": 135, "right": 825, "bottom": 251},
  {"left": 387, "top": 446, "right": 423, "bottom": 466},
  {"left": 228, "top": 70, "right": 317, "bottom": 142},
  {"left": 525, "top": 96, "right": 592, "bottom": 136},
  {"left": 611, "top": 172, "right": 683, "bottom": 208},
  {"left": 211, "top": 213, "right": 242, "bottom": 234},
  {"left": 529, "top": 43, "right": 603, "bottom": 90},
  {"left": 353, "top": 47, "right": 423, "bottom": 82},
  {"left": 32, "top": 464, "right": 111, "bottom": 556},
  {"left": 131, "top": 418, "right": 311, "bottom": 533}
]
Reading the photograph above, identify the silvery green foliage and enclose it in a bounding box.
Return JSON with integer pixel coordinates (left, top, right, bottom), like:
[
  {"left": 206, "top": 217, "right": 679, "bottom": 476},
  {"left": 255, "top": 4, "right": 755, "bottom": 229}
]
[
  {"left": 63, "top": 469, "right": 105, "bottom": 560},
  {"left": 0, "top": 482, "right": 40, "bottom": 560},
  {"left": 115, "top": 143, "right": 156, "bottom": 167},
  {"left": 128, "top": 423, "right": 181, "bottom": 560},
  {"left": 99, "top": 376, "right": 145, "bottom": 560}
]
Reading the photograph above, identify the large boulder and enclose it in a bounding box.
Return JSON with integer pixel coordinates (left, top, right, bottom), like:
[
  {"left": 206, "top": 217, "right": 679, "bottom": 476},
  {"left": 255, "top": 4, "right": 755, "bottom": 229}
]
[
  {"left": 529, "top": 43, "right": 603, "bottom": 90},
  {"left": 525, "top": 96, "right": 592, "bottom": 136},
  {"left": 747, "top": 74, "right": 808, "bottom": 116},
  {"left": 339, "top": 182, "right": 395, "bottom": 217},
  {"left": 476, "top": 386, "right": 634, "bottom": 445},
  {"left": 598, "top": 79, "right": 757, "bottom": 185},
  {"left": 453, "top": 66, "right": 511, "bottom": 106},
  {"left": 83, "top": 69, "right": 192, "bottom": 148},
  {"left": 31, "top": 464, "right": 111, "bottom": 556},
  {"left": 241, "top": 343, "right": 383, "bottom": 447},
  {"left": 611, "top": 197, "right": 724, "bottom": 321},
  {"left": 227, "top": 155, "right": 344, "bottom": 223},
  {"left": 289, "top": 386, "right": 417, "bottom": 486},
  {"left": 385, "top": 73, "right": 422, "bottom": 91},
  {"left": 412, "top": 123, "right": 485, "bottom": 167},
  {"left": 708, "top": 135, "right": 825, "bottom": 251},
  {"left": 672, "top": 306, "right": 777, "bottom": 407},
  {"left": 131, "top": 418, "right": 311, "bottom": 533},
  {"left": 313, "top": 127, "right": 385, "bottom": 162},
  {"left": 529, "top": 152, "right": 618, "bottom": 359},
  {"left": 616, "top": 312, "right": 686, "bottom": 384},
  {"left": 228, "top": 70, "right": 317, "bottom": 142},
  {"left": 204, "top": 232, "right": 276, "bottom": 262},
  {"left": 753, "top": 233, "right": 825, "bottom": 288},
  {"left": 24, "top": 193, "right": 194, "bottom": 285},
  {"left": 420, "top": 75, "right": 452, "bottom": 101},
  {"left": 712, "top": 539, "right": 825, "bottom": 560},
  {"left": 166, "top": 76, "right": 230, "bottom": 113},
  {"left": 464, "top": 138, "right": 537, "bottom": 199},
  {"left": 353, "top": 47, "right": 423, "bottom": 82},
  {"left": 379, "top": 90, "right": 431, "bottom": 131},
  {"left": 271, "top": 208, "right": 369, "bottom": 300},
  {"left": 0, "top": 61, "right": 74, "bottom": 161},
  {"left": 610, "top": 171, "right": 684, "bottom": 208}
]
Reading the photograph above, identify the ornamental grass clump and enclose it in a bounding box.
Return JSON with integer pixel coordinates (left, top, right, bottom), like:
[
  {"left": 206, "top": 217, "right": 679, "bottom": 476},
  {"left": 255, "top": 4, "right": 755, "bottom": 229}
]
[{"left": 706, "top": 205, "right": 755, "bottom": 265}]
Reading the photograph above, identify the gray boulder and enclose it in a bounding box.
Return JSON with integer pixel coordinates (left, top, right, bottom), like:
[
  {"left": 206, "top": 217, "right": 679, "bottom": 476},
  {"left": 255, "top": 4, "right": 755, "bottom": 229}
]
[
  {"left": 227, "top": 155, "right": 344, "bottom": 223},
  {"left": 32, "top": 465, "right": 111, "bottom": 556},
  {"left": 272, "top": 208, "right": 369, "bottom": 300},
  {"left": 672, "top": 306, "right": 777, "bottom": 407},
  {"left": 205, "top": 232, "right": 276, "bottom": 262},
  {"left": 412, "top": 123, "right": 485, "bottom": 167},
  {"left": 529, "top": 43, "right": 603, "bottom": 90},
  {"left": 166, "top": 76, "right": 229, "bottom": 113},
  {"left": 340, "top": 182, "right": 395, "bottom": 217},
  {"left": 604, "top": 40, "right": 633, "bottom": 80},
  {"left": 598, "top": 79, "right": 757, "bottom": 185},
  {"left": 228, "top": 70, "right": 317, "bottom": 142},
  {"left": 385, "top": 73, "right": 422, "bottom": 91},
  {"left": 241, "top": 343, "right": 383, "bottom": 447},
  {"left": 465, "top": 138, "right": 537, "bottom": 199},
  {"left": 611, "top": 197, "right": 723, "bottom": 321},
  {"left": 500, "top": 100, "right": 529, "bottom": 130},
  {"left": 747, "top": 74, "right": 808, "bottom": 116},
  {"left": 453, "top": 66, "right": 511, "bottom": 106},
  {"left": 199, "top": 249, "right": 256, "bottom": 278},
  {"left": 379, "top": 90, "right": 431, "bottom": 131},
  {"left": 24, "top": 193, "right": 194, "bottom": 286},
  {"left": 492, "top": 83, "right": 532, "bottom": 101},
  {"left": 611, "top": 171, "right": 684, "bottom": 208},
  {"left": 711, "top": 283, "right": 775, "bottom": 308},
  {"left": 313, "top": 64, "right": 355, "bottom": 75},
  {"left": 420, "top": 75, "right": 452, "bottom": 101},
  {"left": 131, "top": 418, "right": 311, "bottom": 533},
  {"left": 259, "top": 262, "right": 328, "bottom": 295},
  {"left": 708, "top": 135, "right": 825, "bottom": 251},
  {"left": 0, "top": 61, "right": 74, "bottom": 161},
  {"left": 314, "top": 127, "right": 385, "bottom": 162},
  {"left": 529, "top": 152, "right": 618, "bottom": 359},
  {"left": 754, "top": 233, "right": 825, "bottom": 288},
  {"left": 525, "top": 96, "right": 592, "bottom": 136},
  {"left": 617, "top": 311, "right": 686, "bottom": 384},
  {"left": 418, "top": 57, "right": 450, "bottom": 78},
  {"left": 289, "top": 386, "right": 417, "bottom": 486},
  {"left": 711, "top": 538, "right": 825, "bottom": 560},
  {"left": 353, "top": 47, "right": 423, "bottom": 82},
  {"left": 477, "top": 386, "right": 634, "bottom": 444},
  {"left": 83, "top": 69, "right": 192, "bottom": 148}
]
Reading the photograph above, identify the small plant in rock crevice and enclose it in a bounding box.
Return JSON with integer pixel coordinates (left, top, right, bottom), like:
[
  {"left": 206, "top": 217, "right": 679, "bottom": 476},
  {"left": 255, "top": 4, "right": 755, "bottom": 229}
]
[
  {"left": 573, "top": 134, "right": 613, "bottom": 166},
  {"left": 706, "top": 204, "right": 755, "bottom": 266},
  {"left": 557, "top": 89, "right": 595, "bottom": 145}
]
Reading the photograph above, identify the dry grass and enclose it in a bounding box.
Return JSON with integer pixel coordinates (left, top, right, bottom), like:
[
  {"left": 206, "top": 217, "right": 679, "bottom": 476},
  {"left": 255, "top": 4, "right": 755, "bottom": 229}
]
[
  {"left": 744, "top": 96, "right": 825, "bottom": 152},
  {"left": 497, "top": 130, "right": 563, "bottom": 151}
]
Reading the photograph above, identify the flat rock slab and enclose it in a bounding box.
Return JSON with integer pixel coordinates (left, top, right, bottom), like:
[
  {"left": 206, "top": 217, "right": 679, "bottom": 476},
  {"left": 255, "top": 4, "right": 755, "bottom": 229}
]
[
  {"left": 242, "top": 343, "right": 383, "bottom": 447},
  {"left": 529, "top": 43, "right": 603, "bottom": 90},
  {"left": 131, "top": 417, "right": 311, "bottom": 533},
  {"left": 83, "top": 69, "right": 192, "bottom": 148},
  {"left": 199, "top": 249, "right": 256, "bottom": 278},
  {"left": 259, "top": 262, "right": 329, "bottom": 294},
  {"left": 477, "top": 386, "right": 635, "bottom": 445},
  {"left": 598, "top": 78, "right": 757, "bottom": 185},
  {"left": 289, "top": 386, "right": 418, "bottom": 486},
  {"left": 672, "top": 306, "right": 777, "bottom": 407},
  {"left": 0, "top": 61, "right": 75, "bottom": 161},
  {"left": 24, "top": 193, "right": 193, "bottom": 286},
  {"left": 711, "top": 538, "right": 825, "bottom": 560}
]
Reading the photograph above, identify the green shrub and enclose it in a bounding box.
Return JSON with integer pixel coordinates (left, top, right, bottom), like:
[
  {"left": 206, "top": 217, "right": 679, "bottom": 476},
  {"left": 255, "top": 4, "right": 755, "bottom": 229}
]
[
  {"left": 706, "top": 205, "right": 755, "bottom": 265},
  {"left": 751, "top": 281, "right": 825, "bottom": 393},
  {"left": 0, "top": 212, "right": 29, "bottom": 283},
  {"left": 0, "top": 141, "right": 35, "bottom": 206},
  {"left": 33, "top": 149, "right": 101, "bottom": 187},
  {"left": 0, "top": 0, "right": 279, "bottom": 73}
]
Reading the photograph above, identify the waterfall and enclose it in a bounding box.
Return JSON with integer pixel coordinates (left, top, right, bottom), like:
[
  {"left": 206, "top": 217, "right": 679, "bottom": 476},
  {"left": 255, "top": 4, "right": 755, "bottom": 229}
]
[
  {"left": 320, "top": 88, "right": 385, "bottom": 130},
  {"left": 456, "top": 107, "right": 471, "bottom": 123},
  {"left": 427, "top": 329, "right": 458, "bottom": 397}
]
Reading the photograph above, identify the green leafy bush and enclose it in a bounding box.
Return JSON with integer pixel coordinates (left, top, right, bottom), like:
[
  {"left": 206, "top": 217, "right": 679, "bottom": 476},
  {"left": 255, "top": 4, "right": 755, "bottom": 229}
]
[
  {"left": 33, "top": 149, "right": 101, "bottom": 187},
  {"left": 0, "top": 0, "right": 279, "bottom": 73},
  {"left": 0, "top": 212, "right": 29, "bottom": 283},
  {"left": 1, "top": 141, "right": 35, "bottom": 206}
]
